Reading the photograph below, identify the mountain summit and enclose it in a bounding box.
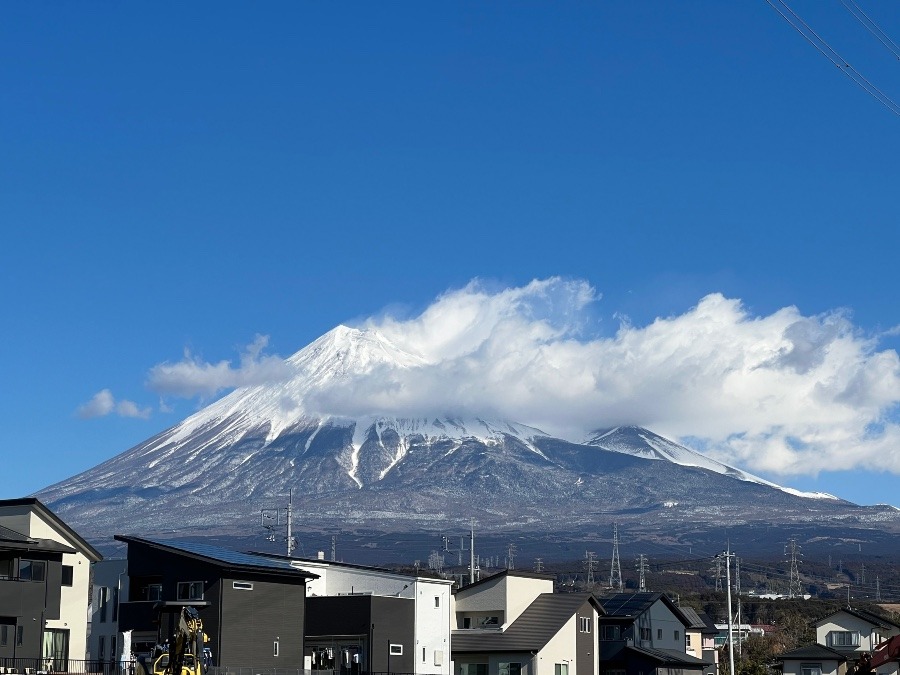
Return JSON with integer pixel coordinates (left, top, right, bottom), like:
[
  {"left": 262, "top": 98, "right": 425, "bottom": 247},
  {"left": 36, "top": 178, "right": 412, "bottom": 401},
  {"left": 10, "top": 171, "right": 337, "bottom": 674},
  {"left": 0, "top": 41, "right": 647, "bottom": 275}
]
[{"left": 36, "top": 325, "right": 889, "bottom": 545}]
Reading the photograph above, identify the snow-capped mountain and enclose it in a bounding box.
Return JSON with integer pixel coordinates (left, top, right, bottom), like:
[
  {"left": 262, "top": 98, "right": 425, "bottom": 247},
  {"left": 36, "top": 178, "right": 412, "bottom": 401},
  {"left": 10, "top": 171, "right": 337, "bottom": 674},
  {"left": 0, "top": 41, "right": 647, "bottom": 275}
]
[{"left": 35, "top": 325, "right": 887, "bottom": 546}]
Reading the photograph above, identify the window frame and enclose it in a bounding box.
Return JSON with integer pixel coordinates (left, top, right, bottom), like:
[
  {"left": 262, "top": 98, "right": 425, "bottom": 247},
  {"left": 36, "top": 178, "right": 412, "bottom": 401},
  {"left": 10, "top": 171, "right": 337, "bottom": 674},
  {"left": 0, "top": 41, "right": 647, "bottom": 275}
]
[
  {"left": 389, "top": 644, "right": 403, "bottom": 656},
  {"left": 61, "top": 565, "right": 74, "bottom": 587},
  {"left": 177, "top": 581, "right": 205, "bottom": 601},
  {"left": 801, "top": 664, "right": 823, "bottom": 675}
]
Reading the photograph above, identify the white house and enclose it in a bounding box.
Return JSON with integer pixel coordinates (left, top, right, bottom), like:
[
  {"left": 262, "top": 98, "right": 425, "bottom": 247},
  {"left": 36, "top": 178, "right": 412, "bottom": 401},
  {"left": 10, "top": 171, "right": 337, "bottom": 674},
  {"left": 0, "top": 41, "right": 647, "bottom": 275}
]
[
  {"left": 778, "top": 644, "right": 848, "bottom": 675},
  {"left": 0, "top": 498, "right": 102, "bottom": 663},
  {"left": 87, "top": 559, "right": 128, "bottom": 665},
  {"left": 815, "top": 608, "right": 900, "bottom": 657},
  {"left": 256, "top": 553, "right": 454, "bottom": 675},
  {"left": 451, "top": 569, "right": 602, "bottom": 675}
]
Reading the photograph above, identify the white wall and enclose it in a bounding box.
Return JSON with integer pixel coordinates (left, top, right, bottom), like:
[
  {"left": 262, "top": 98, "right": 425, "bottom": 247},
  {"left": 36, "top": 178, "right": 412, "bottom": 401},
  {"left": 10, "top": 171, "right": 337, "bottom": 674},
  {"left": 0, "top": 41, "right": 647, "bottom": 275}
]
[
  {"left": 817, "top": 614, "right": 900, "bottom": 652},
  {"left": 88, "top": 560, "right": 128, "bottom": 662},
  {"left": 291, "top": 560, "right": 453, "bottom": 675},
  {"left": 782, "top": 659, "right": 842, "bottom": 675},
  {"left": 0, "top": 504, "right": 96, "bottom": 661},
  {"left": 536, "top": 614, "right": 576, "bottom": 675}
]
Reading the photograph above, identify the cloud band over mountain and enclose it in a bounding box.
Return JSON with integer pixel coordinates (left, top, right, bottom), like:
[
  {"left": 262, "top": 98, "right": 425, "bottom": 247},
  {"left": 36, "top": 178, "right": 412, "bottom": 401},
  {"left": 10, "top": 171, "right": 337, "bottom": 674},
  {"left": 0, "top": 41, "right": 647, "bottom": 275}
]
[{"left": 138, "top": 277, "right": 900, "bottom": 478}]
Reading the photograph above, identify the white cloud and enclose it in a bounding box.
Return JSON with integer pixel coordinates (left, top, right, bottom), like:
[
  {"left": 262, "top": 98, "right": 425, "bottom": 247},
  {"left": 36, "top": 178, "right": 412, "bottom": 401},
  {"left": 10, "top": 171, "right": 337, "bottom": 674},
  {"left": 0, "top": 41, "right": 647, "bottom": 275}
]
[
  {"left": 146, "top": 334, "right": 292, "bottom": 398},
  {"left": 77, "top": 389, "right": 152, "bottom": 420},
  {"left": 309, "top": 278, "right": 900, "bottom": 477},
  {"left": 139, "top": 278, "right": 900, "bottom": 478}
]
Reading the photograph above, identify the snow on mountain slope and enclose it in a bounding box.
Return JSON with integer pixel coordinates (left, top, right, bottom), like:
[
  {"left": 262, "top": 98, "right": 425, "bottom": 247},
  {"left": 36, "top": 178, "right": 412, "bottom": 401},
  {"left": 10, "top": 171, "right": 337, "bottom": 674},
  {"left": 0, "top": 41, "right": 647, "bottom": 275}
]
[{"left": 587, "top": 426, "right": 838, "bottom": 501}]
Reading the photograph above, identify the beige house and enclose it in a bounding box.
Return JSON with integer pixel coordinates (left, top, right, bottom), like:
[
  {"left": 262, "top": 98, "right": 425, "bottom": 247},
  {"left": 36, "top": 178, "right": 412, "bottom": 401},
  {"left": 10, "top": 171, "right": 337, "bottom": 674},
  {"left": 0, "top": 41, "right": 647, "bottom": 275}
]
[
  {"left": 0, "top": 498, "right": 102, "bottom": 663},
  {"left": 452, "top": 570, "right": 602, "bottom": 675},
  {"left": 815, "top": 608, "right": 900, "bottom": 659}
]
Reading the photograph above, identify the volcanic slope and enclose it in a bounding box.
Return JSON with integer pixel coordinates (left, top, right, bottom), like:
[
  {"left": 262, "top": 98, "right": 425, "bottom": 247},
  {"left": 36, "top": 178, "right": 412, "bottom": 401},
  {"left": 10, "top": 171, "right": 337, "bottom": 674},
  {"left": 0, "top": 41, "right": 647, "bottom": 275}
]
[{"left": 36, "top": 326, "right": 885, "bottom": 542}]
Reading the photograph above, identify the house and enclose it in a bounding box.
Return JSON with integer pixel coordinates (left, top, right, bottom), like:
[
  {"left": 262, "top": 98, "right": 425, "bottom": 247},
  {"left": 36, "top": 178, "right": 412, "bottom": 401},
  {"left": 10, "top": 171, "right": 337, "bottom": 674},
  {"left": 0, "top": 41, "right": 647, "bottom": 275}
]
[
  {"left": 814, "top": 608, "right": 900, "bottom": 659},
  {"left": 776, "top": 644, "right": 848, "bottom": 675},
  {"left": 87, "top": 559, "right": 128, "bottom": 666},
  {"left": 114, "top": 536, "right": 317, "bottom": 670},
  {"left": 679, "top": 607, "right": 718, "bottom": 675},
  {"left": 451, "top": 570, "right": 602, "bottom": 675},
  {"left": 0, "top": 497, "right": 102, "bottom": 667},
  {"left": 599, "top": 592, "right": 709, "bottom": 675},
  {"left": 255, "top": 553, "right": 454, "bottom": 675}
]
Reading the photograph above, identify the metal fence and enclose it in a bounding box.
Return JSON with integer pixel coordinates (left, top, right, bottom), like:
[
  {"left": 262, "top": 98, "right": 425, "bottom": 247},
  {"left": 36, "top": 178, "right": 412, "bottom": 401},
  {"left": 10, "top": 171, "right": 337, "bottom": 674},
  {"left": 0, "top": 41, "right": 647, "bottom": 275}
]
[{"left": 0, "top": 660, "right": 136, "bottom": 675}]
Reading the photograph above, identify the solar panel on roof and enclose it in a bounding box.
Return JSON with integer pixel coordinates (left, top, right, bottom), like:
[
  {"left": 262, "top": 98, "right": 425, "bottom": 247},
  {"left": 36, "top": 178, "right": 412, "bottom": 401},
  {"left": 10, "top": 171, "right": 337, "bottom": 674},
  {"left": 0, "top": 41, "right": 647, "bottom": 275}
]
[{"left": 141, "top": 538, "right": 300, "bottom": 571}]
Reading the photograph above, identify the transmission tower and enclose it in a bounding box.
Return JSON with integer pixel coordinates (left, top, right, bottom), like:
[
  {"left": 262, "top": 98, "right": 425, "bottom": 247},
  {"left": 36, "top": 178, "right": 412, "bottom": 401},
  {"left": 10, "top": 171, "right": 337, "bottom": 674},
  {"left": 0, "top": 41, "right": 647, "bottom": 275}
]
[
  {"left": 876, "top": 576, "right": 882, "bottom": 601},
  {"left": 636, "top": 554, "right": 648, "bottom": 591},
  {"left": 507, "top": 544, "right": 517, "bottom": 570},
  {"left": 534, "top": 558, "right": 544, "bottom": 573},
  {"left": 585, "top": 551, "right": 597, "bottom": 585},
  {"left": 609, "top": 524, "right": 623, "bottom": 591},
  {"left": 710, "top": 556, "right": 723, "bottom": 592},
  {"left": 331, "top": 536, "right": 336, "bottom": 562},
  {"left": 787, "top": 539, "right": 802, "bottom": 598},
  {"left": 428, "top": 550, "right": 445, "bottom": 573},
  {"left": 860, "top": 562, "right": 866, "bottom": 585}
]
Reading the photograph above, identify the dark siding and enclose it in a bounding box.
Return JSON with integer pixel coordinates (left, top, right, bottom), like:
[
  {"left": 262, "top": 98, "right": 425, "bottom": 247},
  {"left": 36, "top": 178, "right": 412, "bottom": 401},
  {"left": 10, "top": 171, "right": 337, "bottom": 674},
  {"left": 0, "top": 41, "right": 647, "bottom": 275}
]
[
  {"left": 371, "top": 596, "right": 415, "bottom": 675},
  {"left": 45, "top": 561, "right": 62, "bottom": 619},
  {"left": 575, "top": 602, "right": 595, "bottom": 675},
  {"left": 220, "top": 577, "right": 305, "bottom": 669}
]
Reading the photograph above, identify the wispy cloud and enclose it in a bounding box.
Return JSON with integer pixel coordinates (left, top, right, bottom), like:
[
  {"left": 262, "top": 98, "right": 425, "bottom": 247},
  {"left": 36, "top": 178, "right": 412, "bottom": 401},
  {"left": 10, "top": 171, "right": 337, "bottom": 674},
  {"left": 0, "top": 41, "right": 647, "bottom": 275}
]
[
  {"left": 77, "top": 389, "right": 152, "bottom": 420},
  {"left": 146, "top": 334, "right": 292, "bottom": 398}
]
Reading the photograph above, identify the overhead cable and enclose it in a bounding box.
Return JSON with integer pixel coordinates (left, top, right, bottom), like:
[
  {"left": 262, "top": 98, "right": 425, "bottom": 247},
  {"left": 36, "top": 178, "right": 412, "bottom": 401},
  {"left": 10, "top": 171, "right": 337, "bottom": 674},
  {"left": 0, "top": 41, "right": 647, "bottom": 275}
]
[{"left": 839, "top": 0, "right": 900, "bottom": 62}]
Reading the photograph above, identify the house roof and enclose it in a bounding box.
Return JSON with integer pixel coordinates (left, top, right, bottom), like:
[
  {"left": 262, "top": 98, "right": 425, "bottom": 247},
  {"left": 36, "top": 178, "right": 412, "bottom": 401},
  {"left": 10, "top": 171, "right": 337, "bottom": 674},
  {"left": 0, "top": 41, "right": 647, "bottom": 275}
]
[
  {"left": 453, "top": 592, "right": 602, "bottom": 653},
  {"left": 115, "top": 536, "right": 319, "bottom": 581},
  {"left": 0, "top": 524, "right": 75, "bottom": 554},
  {"left": 600, "top": 592, "right": 690, "bottom": 627},
  {"left": 815, "top": 607, "right": 900, "bottom": 631},
  {"left": 623, "top": 646, "right": 711, "bottom": 667},
  {"left": 0, "top": 498, "right": 102, "bottom": 561},
  {"left": 455, "top": 568, "right": 557, "bottom": 595},
  {"left": 679, "top": 607, "right": 717, "bottom": 634},
  {"left": 251, "top": 551, "right": 453, "bottom": 583},
  {"left": 778, "top": 645, "right": 848, "bottom": 662}
]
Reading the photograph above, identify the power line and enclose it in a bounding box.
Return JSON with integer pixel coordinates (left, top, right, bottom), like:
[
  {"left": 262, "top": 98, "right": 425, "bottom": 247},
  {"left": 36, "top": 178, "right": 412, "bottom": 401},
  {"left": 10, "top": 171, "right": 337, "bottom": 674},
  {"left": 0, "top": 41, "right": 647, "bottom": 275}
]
[
  {"left": 839, "top": 0, "right": 900, "bottom": 61},
  {"left": 764, "top": 0, "right": 900, "bottom": 116}
]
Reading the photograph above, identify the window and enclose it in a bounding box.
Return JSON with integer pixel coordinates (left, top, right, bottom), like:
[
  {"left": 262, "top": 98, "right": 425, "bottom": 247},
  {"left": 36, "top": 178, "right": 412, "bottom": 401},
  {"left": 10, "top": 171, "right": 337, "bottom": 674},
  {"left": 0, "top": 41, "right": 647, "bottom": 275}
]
[
  {"left": 99, "top": 635, "right": 106, "bottom": 661},
  {"left": 273, "top": 641, "right": 279, "bottom": 657},
  {"left": 675, "top": 630, "right": 680, "bottom": 641},
  {"left": 686, "top": 634, "right": 693, "bottom": 646},
  {"left": 177, "top": 581, "right": 204, "bottom": 600},
  {"left": 389, "top": 644, "right": 403, "bottom": 656},
  {"left": 830, "top": 631, "right": 860, "bottom": 647},
  {"left": 801, "top": 665, "right": 822, "bottom": 675},
  {"left": 61, "top": 565, "right": 74, "bottom": 587},
  {"left": 233, "top": 581, "right": 254, "bottom": 591},
  {"left": 19, "top": 560, "right": 46, "bottom": 582},
  {"left": 435, "top": 595, "right": 441, "bottom": 608},
  {"left": 462, "top": 665, "right": 487, "bottom": 675},
  {"left": 111, "top": 636, "right": 117, "bottom": 661},
  {"left": 112, "top": 587, "right": 119, "bottom": 621},
  {"left": 423, "top": 648, "right": 426, "bottom": 662},
  {"left": 435, "top": 650, "right": 444, "bottom": 666},
  {"left": 640, "top": 627, "right": 652, "bottom": 641},
  {"left": 16, "top": 625, "right": 24, "bottom": 646},
  {"left": 602, "top": 625, "right": 621, "bottom": 640},
  {"left": 580, "top": 617, "right": 592, "bottom": 633},
  {"left": 1, "top": 625, "right": 8, "bottom": 646},
  {"left": 0, "top": 559, "right": 12, "bottom": 579},
  {"left": 99, "top": 587, "right": 109, "bottom": 622},
  {"left": 657, "top": 629, "right": 663, "bottom": 640},
  {"left": 555, "top": 665, "right": 569, "bottom": 675},
  {"left": 499, "top": 663, "right": 522, "bottom": 675}
]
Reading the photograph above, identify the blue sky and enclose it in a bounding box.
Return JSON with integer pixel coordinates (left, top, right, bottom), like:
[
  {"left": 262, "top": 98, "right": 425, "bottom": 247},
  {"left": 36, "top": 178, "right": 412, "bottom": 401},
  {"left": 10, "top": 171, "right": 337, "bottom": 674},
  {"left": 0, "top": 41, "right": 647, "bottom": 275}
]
[{"left": 2, "top": 2, "right": 899, "bottom": 505}]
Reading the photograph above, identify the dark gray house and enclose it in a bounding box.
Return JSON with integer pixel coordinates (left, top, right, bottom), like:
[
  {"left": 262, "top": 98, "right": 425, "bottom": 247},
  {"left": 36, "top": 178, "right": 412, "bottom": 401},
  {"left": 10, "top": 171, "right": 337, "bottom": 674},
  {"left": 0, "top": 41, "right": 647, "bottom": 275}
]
[
  {"left": 599, "top": 593, "right": 709, "bottom": 675},
  {"left": 0, "top": 525, "right": 75, "bottom": 666},
  {"left": 115, "top": 536, "right": 317, "bottom": 670},
  {"left": 306, "top": 594, "right": 415, "bottom": 675}
]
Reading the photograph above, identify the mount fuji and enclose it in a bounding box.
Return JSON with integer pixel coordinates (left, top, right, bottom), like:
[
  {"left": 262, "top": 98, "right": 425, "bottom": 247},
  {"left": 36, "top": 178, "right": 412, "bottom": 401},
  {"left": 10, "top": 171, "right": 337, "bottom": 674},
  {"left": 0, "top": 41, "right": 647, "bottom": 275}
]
[{"left": 35, "top": 326, "right": 900, "bottom": 551}]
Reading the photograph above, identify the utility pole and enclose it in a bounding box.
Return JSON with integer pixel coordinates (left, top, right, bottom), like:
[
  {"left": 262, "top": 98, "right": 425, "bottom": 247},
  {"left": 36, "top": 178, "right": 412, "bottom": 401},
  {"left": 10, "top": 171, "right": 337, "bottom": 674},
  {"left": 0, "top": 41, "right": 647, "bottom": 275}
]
[
  {"left": 609, "top": 524, "right": 623, "bottom": 591},
  {"left": 470, "top": 519, "right": 476, "bottom": 585},
  {"left": 636, "top": 554, "right": 648, "bottom": 592},
  {"left": 735, "top": 557, "right": 742, "bottom": 657},
  {"left": 261, "top": 488, "right": 297, "bottom": 556},
  {"left": 722, "top": 547, "right": 736, "bottom": 675}
]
